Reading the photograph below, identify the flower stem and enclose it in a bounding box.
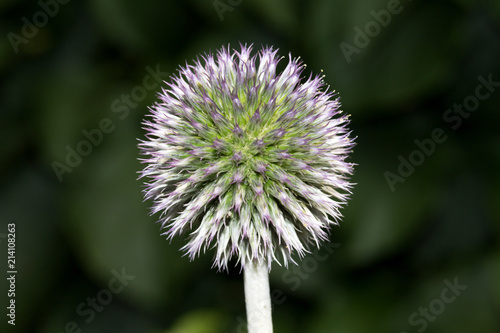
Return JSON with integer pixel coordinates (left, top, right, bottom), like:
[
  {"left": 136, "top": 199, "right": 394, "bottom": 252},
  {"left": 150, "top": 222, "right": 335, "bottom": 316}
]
[{"left": 244, "top": 260, "right": 273, "bottom": 333}]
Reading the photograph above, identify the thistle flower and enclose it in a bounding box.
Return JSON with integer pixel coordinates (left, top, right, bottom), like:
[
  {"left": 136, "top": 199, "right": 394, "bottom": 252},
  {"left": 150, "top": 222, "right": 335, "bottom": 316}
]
[{"left": 139, "top": 44, "right": 355, "bottom": 271}]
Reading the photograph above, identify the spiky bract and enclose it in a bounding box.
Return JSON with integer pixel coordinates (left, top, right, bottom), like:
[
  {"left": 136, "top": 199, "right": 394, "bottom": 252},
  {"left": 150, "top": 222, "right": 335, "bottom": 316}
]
[{"left": 139, "top": 44, "right": 354, "bottom": 270}]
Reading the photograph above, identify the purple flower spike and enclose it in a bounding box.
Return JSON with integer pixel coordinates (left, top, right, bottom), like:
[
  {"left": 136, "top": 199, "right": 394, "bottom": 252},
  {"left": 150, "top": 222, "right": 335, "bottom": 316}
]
[{"left": 139, "top": 44, "right": 355, "bottom": 270}]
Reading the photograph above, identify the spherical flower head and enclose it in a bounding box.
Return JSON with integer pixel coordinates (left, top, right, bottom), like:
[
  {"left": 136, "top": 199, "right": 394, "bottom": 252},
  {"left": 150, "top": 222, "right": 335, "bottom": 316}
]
[{"left": 139, "top": 44, "right": 355, "bottom": 271}]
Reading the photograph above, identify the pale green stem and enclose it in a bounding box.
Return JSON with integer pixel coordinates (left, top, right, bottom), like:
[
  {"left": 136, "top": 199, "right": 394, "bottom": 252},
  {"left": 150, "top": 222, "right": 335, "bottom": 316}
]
[{"left": 244, "top": 259, "right": 273, "bottom": 333}]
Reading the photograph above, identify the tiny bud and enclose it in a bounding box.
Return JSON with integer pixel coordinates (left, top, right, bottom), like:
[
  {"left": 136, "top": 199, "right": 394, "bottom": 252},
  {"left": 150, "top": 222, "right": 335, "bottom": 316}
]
[
  {"left": 233, "top": 96, "right": 243, "bottom": 110},
  {"left": 231, "top": 169, "right": 245, "bottom": 184},
  {"left": 212, "top": 138, "right": 230, "bottom": 153},
  {"left": 263, "top": 128, "right": 286, "bottom": 143},
  {"left": 254, "top": 161, "right": 267, "bottom": 174},
  {"left": 232, "top": 150, "right": 244, "bottom": 164},
  {"left": 251, "top": 138, "right": 265, "bottom": 151},
  {"left": 210, "top": 110, "right": 231, "bottom": 132},
  {"left": 254, "top": 186, "right": 264, "bottom": 196},
  {"left": 248, "top": 108, "right": 262, "bottom": 132},
  {"left": 232, "top": 123, "right": 244, "bottom": 138},
  {"left": 277, "top": 150, "right": 291, "bottom": 160}
]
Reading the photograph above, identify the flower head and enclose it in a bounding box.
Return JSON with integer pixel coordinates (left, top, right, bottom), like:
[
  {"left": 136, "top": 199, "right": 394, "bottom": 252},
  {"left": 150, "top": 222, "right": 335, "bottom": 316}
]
[{"left": 139, "top": 44, "right": 355, "bottom": 270}]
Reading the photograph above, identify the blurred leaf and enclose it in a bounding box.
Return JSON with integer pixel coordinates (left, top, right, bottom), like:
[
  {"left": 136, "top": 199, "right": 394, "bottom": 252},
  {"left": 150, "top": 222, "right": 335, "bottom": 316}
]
[
  {"left": 0, "top": 167, "right": 67, "bottom": 333},
  {"left": 310, "top": 264, "right": 500, "bottom": 333},
  {"left": 249, "top": 0, "right": 299, "bottom": 39},
  {"left": 38, "top": 67, "right": 108, "bottom": 161},
  {"left": 309, "top": 272, "right": 401, "bottom": 333},
  {"left": 41, "top": 279, "right": 154, "bottom": 333},
  {"left": 88, "top": 0, "right": 189, "bottom": 55},
  {"left": 305, "top": 1, "right": 464, "bottom": 114},
  {"left": 62, "top": 119, "right": 196, "bottom": 310},
  {"left": 158, "top": 310, "right": 229, "bottom": 333},
  {"left": 342, "top": 120, "right": 445, "bottom": 265}
]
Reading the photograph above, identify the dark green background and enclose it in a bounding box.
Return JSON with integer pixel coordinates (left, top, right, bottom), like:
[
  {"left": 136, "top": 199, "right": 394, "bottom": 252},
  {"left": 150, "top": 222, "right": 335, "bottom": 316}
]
[{"left": 1, "top": 0, "right": 499, "bottom": 332}]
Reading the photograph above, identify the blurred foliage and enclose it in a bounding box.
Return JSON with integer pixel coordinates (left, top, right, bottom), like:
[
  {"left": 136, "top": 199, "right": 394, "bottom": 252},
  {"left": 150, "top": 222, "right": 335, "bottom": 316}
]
[{"left": 0, "top": 0, "right": 499, "bottom": 332}]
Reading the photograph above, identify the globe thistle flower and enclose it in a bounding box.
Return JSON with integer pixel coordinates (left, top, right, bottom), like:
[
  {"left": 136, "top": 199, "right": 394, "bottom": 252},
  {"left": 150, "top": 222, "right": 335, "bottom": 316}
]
[{"left": 139, "top": 44, "right": 355, "bottom": 271}]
